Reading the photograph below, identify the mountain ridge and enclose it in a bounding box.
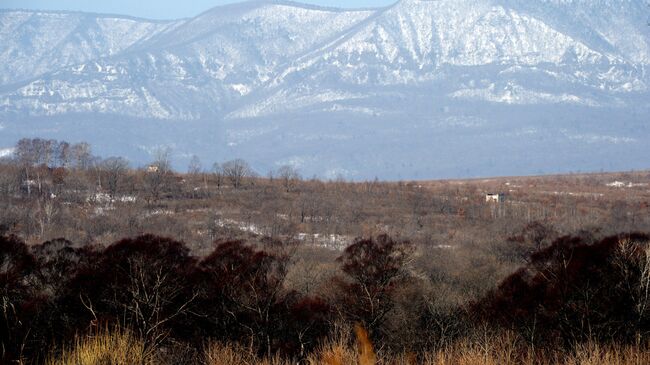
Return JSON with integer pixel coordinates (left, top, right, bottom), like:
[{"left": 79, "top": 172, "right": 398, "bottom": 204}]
[{"left": 0, "top": 0, "right": 648, "bottom": 179}]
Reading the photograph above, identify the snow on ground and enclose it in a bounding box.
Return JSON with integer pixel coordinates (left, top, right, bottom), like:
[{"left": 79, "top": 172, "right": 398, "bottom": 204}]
[
  {"left": 607, "top": 181, "right": 649, "bottom": 188},
  {"left": 215, "top": 217, "right": 352, "bottom": 250},
  {"left": 216, "top": 218, "right": 264, "bottom": 236},
  {"left": 87, "top": 192, "right": 137, "bottom": 204},
  {"left": 296, "top": 233, "right": 351, "bottom": 251}
]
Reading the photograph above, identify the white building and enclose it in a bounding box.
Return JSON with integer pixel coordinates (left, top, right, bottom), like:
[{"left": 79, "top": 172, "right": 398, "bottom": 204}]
[{"left": 485, "top": 193, "right": 505, "bottom": 203}]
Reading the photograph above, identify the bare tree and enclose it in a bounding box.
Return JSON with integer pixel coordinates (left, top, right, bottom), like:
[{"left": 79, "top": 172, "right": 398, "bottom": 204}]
[
  {"left": 0, "top": 163, "right": 19, "bottom": 200},
  {"left": 151, "top": 147, "right": 172, "bottom": 173},
  {"left": 31, "top": 138, "right": 46, "bottom": 166},
  {"left": 187, "top": 155, "right": 202, "bottom": 175},
  {"left": 54, "top": 141, "right": 71, "bottom": 168},
  {"left": 41, "top": 139, "right": 56, "bottom": 167},
  {"left": 186, "top": 155, "right": 204, "bottom": 198},
  {"left": 222, "top": 159, "right": 252, "bottom": 189},
  {"left": 212, "top": 163, "right": 224, "bottom": 191},
  {"left": 14, "top": 139, "right": 36, "bottom": 166},
  {"left": 84, "top": 236, "right": 199, "bottom": 355},
  {"left": 14, "top": 139, "right": 36, "bottom": 196},
  {"left": 187, "top": 155, "right": 203, "bottom": 175},
  {"left": 71, "top": 142, "right": 93, "bottom": 170},
  {"left": 144, "top": 148, "right": 173, "bottom": 205},
  {"left": 122, "top": 257, "right": 198, "bottom": 352},
  {"left": 276, "top": 165, "right": 301, "bottom": 192},
  {"left": 101, "top": 157, "right": 129, "bottom": 199}
]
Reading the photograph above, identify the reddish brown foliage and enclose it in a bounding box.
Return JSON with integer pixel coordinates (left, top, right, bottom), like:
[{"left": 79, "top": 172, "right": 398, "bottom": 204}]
[
  {"left": 476, "top": 233, "right": 650, "bottom": 346},
  {"left": 334, "top": 234, "right": 414, "bottom": 338}
]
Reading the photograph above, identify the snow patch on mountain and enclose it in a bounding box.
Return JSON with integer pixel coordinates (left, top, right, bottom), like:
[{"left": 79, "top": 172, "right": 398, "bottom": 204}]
[
  {"left": 0, "top": 10, "right": 181, "bottom": 86},
  {"left": 450, "top": 82, "right": 600, "bottom": 106}
]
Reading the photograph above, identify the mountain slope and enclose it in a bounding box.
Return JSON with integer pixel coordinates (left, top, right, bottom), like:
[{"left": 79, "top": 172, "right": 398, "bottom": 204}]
[
  {"left": 0, "top": 2, "right": 375, "bottom": 119},
  {"left": 2, "top": 0, "right": 648, "bottom": 119},
  {"left": 0, "top": 10, "right": 181, "bottom": 86},
  {"left": 0, "top": 0, "right": 648, "bottom": 179},
  {"left": 230, "top": 0, "right": 647, "bottom": 118}
]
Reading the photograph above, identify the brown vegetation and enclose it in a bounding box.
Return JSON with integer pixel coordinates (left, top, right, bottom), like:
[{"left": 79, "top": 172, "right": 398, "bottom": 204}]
[{"left": 1, "top": 138, "right": 650, "bottom": 364}]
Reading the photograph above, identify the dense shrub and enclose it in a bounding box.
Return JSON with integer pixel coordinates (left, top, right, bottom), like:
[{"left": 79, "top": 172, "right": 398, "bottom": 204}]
[
  {"left": 63, "top": 235, "right": 197, "bottom": 351},
  {"left": 194, "top": 239, "right": 331, "bottom": 357},
  {"left": 476, "top": 233, "right": 650, "bottom": 346},
  {"left": 2, "top": 230, "right": 650, "bottom": 363},
  {"left": 0, "top": 235, "right": 39, "bottom": 361},
  {"left": 333, "top": 234, "right": 414, "bottom": 342}
]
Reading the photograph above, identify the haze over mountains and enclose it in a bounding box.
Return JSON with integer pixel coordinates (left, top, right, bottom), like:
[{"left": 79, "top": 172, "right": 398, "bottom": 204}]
[{"left": 0, "top": 0, "right": 649, "bottom": 179}]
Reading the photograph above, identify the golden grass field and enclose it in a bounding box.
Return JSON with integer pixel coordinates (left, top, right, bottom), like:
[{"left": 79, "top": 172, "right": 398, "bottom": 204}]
[{"left": 47, "top": 326, "right": 650, "bottom": 365}]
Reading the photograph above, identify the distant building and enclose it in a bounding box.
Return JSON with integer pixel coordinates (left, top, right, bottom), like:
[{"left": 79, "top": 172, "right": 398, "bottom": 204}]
[{"left": 485, "top": 193, "right": 505, "bottom": 203}]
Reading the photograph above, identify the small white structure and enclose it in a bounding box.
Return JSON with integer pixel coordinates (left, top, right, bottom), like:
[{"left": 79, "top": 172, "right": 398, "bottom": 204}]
[{"left": 485, "top": 193, "right": 505, "bottom": 203}]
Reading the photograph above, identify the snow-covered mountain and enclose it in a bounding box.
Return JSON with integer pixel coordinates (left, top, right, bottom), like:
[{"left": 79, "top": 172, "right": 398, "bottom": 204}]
[
  {"left": 0, "top": 10, "right": 182, "bottom": 86},
  {"left": 0, "top": 0, "right": 648, "bottom": 179}
]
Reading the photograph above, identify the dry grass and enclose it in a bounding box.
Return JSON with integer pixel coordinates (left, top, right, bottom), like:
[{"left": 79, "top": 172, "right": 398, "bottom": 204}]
[
  {"left": 203, "top": 342, "right": 256, "bottom": 365},
  {"left": 563, "top": 342, "right": 650, "bottom": 365},
  {"left": 48, "top": 327, "right": 650, "bottom": 365},
  {"left": 424, "top": 337, "right": 650, "bottom": 365},
  {"left": 304, "top": 324, "right": 379, "bottom": 365},
  {"left": 203, "top": 342, "right": 288, "bottom": 365},
  {"left": 304, "top": 330, "right": 649, "bottom": 365},
  {"left": 424, "top": 332, "right": 527, "bottom": 365},
  {"left": 46, "top": 327, "right": 151, "bottom": 365},
  {"left": 307, "top": 334, "right": 356, "bottom": 365}
]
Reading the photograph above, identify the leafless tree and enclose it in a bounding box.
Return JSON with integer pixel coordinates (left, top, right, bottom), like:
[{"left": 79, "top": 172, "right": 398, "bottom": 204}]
[
  {"left": 276, "top": 165, "right": 301, "bottom": 192},
  {"left": 187, "top": 155, "right": 202, "bottom": 175},
  {"left": 101, "top": 157, "right": 130, "bottom": 199},
  {"left": 144, "top": 148, "right": 173, "bottom": 205},
  {"left": 186, "top": 155, "right": 205, "bottom": 198},
  {"left": 14, "top": 139, "right": 35, "bottom": 166},
  {"left": 14, "top": 139, "right": 36, "bottom": 196},
  {"left": 54, "top": 141, "right": 71, "bottom": 167},
  {"left": 222, "top": 159, "right": 252, "bottom": 189},
  {"left": 42, "top": 139, "right": 56, "bottom": 166},
  {"left": 13, "top": 139, "right": 57, "bottom": 197},
  {"left": 212, "top": 163, "right": 224, "bottom": 191},
  {"left": 151, "top": 148, "right": 172, "bottom": 173},
  {"left": 122, "top": 257, "right": 198, "bottom": 353},
  {"left": 71, "top": 142, "right": 93, "bottom": 170}
]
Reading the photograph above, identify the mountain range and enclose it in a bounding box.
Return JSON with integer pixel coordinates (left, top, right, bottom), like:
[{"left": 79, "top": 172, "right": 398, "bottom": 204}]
[{"left": 0, "top": 0, "right": 649, "bottom": 179}]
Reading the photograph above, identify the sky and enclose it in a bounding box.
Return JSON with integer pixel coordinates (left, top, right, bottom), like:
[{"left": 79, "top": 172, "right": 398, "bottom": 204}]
[{"left": 1, "top": 0, "right": 396, "bottom": 19}]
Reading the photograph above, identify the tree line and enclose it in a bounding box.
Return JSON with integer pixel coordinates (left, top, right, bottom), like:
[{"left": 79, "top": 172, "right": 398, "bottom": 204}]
[{"left": 6, "top": 138, "right": 301, "bottom": 196}]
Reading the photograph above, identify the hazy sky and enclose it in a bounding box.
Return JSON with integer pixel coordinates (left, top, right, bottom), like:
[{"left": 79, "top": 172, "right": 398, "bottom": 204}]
[{"left": 1, "top": 0, "right": 396, "bottom": 19}]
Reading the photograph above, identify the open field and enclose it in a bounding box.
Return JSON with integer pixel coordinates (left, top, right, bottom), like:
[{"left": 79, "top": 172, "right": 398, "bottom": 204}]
[
  {"left": 1, "top": 140, "right": 650, "bottom": 363},
  {"left": 3, "top": 157, "right": 649, "bottom": 300}
]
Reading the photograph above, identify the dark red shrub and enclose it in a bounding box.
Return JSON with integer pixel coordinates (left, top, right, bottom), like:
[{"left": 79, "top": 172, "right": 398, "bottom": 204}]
[
  {"left": 334, "top": 234, "right": 414, "bottom": 339},
  {"left": 195, "top": 240, "right": 295, "bottom": 357},
  {"left": 284, "top": 295, "right": 333, "bottom": 357},
  {"left": 475, "top": 233, "right": 650, "bottom": 346},
  {"left": 61, "top": 235, "right": 197, "bottom": 349},
  {"left": 0, "top": 235, "right": 40, "bottom": 362}
]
